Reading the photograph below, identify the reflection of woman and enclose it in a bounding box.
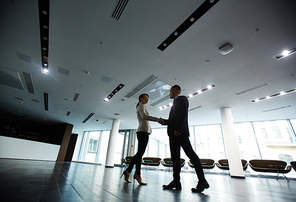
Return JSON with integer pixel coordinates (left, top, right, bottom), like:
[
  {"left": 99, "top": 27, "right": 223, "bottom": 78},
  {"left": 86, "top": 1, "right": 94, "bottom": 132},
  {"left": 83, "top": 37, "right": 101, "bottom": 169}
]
[{"left": 121, "top": 94, "right": 160, "bottom": 185}]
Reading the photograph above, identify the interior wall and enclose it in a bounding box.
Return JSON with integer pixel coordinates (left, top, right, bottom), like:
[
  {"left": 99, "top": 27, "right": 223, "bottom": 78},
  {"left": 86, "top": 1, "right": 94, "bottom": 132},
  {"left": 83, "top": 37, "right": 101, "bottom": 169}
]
[{"left": 0, "top": 136, "right": 60, "bottom": 161}]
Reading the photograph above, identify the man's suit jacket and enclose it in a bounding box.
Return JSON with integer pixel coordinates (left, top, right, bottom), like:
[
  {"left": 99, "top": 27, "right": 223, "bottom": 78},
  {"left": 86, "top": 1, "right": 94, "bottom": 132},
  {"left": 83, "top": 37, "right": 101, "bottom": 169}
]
[{"left": 163, "top": 95, "right": 189, "bottom": 137}]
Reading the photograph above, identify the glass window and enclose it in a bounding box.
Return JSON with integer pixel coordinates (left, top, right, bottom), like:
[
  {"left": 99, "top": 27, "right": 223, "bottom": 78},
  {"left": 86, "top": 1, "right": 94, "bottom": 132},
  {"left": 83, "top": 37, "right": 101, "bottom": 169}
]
[
  {"left": 194, "top": 124, "right": 225, "bottom": 161},
  {"left": 253, "top": 120, "right": 296, "bottom": 162},
  {"left": 114, "top": 132, "right": 125, "bottom": 165},
  {"left": 148, "top": 128, "right": 170, "bottom": 159},
  {"left": 289, "top": 119, "right": 296, "bottom": 139},
  {"left": 84, "top": 131, "right": 101, "bottom": 163},
  {"left": 88, "top": 138, "right": 98, "bottom": 152},
  {"left": 122, "top": 131, "right": 130, "bottom": 158},
  {"left": 96, "top": 131, "right": 110, "bottom": 165},
  {"left": 234, "top": 122, "right": 260, "bottom": 160}
]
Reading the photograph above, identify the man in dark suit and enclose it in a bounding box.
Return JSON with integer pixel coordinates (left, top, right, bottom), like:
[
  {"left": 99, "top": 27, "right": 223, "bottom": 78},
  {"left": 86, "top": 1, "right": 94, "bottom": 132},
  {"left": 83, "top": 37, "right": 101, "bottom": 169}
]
[{"left": 160, "top": 85, "right": 209, "bottom": 193}]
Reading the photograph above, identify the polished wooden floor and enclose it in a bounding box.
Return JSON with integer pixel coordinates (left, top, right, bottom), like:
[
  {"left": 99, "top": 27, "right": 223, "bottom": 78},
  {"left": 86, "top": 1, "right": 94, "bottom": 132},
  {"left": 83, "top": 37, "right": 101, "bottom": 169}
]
[{"left": 0, "top": 159, "right": 295, "bottom": 202}]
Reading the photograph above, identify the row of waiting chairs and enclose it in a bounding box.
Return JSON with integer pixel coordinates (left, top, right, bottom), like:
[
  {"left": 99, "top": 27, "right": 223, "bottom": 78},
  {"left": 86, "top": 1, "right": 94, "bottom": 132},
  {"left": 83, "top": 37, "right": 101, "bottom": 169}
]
[
  {"left": 122, "top": 156, "right": 296, "bottom": 180},
  {"left": 122, "top": 156, "right": 185, "bottom": 168},
  {"left": 189, "top": 158, "right": 295, "bottom": 181},
  {"left": 215, "top": 159, "right": 296, "bottom": 181}
]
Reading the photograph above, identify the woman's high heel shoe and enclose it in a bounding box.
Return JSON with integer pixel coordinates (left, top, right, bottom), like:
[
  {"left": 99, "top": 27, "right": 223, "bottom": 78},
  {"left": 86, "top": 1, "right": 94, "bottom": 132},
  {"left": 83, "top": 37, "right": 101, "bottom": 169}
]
[
  {"left": 121, "top": 170, "right": 131, "bottom": 183},
  {"left": 134, "top": 174, "right": 147, "bottom": 185}
]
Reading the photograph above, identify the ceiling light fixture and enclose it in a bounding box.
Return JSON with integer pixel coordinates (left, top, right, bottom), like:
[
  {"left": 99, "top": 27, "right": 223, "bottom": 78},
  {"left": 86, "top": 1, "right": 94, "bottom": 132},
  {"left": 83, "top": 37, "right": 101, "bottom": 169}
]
[
  {"left": 103, "top": 83, "right": 125, "bottom": 103},
  {"left": 252, "top": 88, "right": 296, "bottom": 103},
  {"left": 157, "top": 0, "right": 220, "bottom": 51},
  {"left": 42, "top": 67, "right": 49, "bottom": 74},
  {"left": 38, "top": 0, "right": 50, "bottom": 74},
  {"left": 275, "top": 47, "right": 296, "bottom": 60},
  {"left": 158, "top": 84, "right": 215, "bottom": 110}
]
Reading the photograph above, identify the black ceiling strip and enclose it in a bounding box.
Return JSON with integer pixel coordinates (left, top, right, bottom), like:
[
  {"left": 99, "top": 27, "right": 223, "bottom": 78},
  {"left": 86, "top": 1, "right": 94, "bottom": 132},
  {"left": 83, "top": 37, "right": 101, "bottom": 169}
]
[
  {"left": 38, "top": 0, "right": 50, "bottom": 72},
  {"left": 157, "top": 0, "right": 220, "bottom": 51},
  {"left": 44, "top": 92, "right": 49, "bottom": 111},
  {"left": 82, "top": 113, "right": 95, "bottom": 123},
  {"left": 104, "top": 83, "right": 125, "bottom": 102}
]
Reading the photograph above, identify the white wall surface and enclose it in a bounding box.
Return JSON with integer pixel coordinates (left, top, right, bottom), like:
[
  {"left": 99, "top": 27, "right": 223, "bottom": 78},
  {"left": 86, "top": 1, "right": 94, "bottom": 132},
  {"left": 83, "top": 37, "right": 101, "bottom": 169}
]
[{"left": 0, "top": 136, "right": 60, "bottom": 161}]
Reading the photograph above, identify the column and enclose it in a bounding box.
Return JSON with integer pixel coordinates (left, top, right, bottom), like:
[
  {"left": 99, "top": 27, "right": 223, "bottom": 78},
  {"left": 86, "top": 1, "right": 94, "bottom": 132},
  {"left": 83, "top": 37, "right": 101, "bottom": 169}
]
[
  {"left": 128, "top": 129, "right": 136, "bottom": 156},
  {"left": 105, "top": 119, "right": 120, "bottom": 167},
  {"left": 220, "top": 107, "right": 245, "bottom": 178},
  {"left": 56, "top": 123, "right": 74, "bottom": 162}
]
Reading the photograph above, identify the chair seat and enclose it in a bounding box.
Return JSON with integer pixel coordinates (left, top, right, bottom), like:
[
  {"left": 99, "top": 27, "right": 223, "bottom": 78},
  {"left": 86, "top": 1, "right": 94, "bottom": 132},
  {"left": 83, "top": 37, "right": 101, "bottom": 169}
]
[
  {"left": 161, "top": 158, "right": 185, "bottom": 167},
  {"left": 216, "top": 159, "right": 248, "bottom": 171},
  {"left": 249, "top": 159, "right": 291, "bottom": 174},
  {"left": 142, "top": 157, "right": 161, "bottom": 166},
  {"left": 188, "top": 159, "right": 215, "bottom": 169},
  {"left": 122, "top": 156, "right": 133, "bottom": 164}
]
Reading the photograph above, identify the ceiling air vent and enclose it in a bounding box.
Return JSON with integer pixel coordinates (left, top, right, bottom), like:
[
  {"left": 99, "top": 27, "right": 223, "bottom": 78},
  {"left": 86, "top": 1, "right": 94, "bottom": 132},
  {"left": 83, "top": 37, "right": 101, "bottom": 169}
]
[
  {"left": 23, "top": 72, "right": 35, "bottom": 94},
  {"left": 16, "top": 52, "right": 31, "bottom": 63},
  {"left": 73, "top": 93, "right": 80, "bottom": 101},
  {"left": 58, "top": 67, "right": 70, "bottom": 76},
  {"left": 125, "top": 75, "right": 158, "bottom": 98},
  {"left": 263, "top": 105, "right": 291, "bottom": 113},
  {"left": 0, "top": 68, "right": 24, "bottom": 90},
  {"left": 15, "top": 97, "right": 23, "bottom": 101},
  {"left": 235, "top": 83, "right": 269, "bottom": 96},
  {"left": 101, "top": 76, "right": 113, "bottom": 83},
  {"left": 111, "top": 0, "right": 129, "bottom": 20},
  {"left": 150, "top": 95, "right": 170, "bottom": 106},
  {"left": 189, "top": 106, "right": 202, "bottom": 112}
]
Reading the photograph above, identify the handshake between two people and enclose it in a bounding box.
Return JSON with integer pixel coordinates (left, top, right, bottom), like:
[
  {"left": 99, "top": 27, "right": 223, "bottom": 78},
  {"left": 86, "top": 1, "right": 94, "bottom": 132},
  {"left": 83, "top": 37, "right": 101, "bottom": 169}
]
[
  {"left": 157, "top": 118, "right": 181, "bottom": 136},
  {"left": 158, "top": 118, "right": 165, "bottom": 125}
]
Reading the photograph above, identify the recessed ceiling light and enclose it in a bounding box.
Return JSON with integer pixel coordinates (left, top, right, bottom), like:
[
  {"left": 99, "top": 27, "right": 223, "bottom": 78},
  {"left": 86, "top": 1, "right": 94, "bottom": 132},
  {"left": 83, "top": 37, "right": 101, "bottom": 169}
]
[
  {"left": 282, "top": 50, "right": 290, "bottom": 56},
  {"left": 275, "top": 47, "right": 296, "bottom": 60},
  {"left": 252, "top": 88, "right": 296, "bottom": 103},
  {"left": 103, "top": 83, "right": 125, "bottom": 102},
  {"left": 157, "top": 0, "right": 220, "bottom": 51},
  {"left": 158, "top": 84, "right": 215, "bottom": 110},
  {"left": 42, "top": 67, "right": 49, "bottom": 74}
]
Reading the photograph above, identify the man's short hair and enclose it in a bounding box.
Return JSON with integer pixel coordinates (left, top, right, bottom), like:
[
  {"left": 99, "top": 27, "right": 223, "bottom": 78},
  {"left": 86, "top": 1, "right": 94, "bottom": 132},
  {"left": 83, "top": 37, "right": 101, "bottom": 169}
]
[{"left": 171, "top": 85, "right": 181, "bottom": 92}]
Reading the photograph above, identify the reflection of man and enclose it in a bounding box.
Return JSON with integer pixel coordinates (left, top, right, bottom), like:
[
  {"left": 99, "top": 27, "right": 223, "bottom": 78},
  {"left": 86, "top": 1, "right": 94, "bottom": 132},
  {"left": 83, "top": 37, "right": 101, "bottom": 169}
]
[{"left": 160, "top": 85, "right": 209, "bottom": 193}]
